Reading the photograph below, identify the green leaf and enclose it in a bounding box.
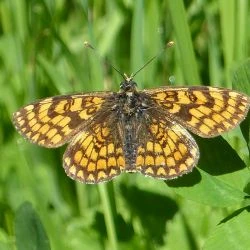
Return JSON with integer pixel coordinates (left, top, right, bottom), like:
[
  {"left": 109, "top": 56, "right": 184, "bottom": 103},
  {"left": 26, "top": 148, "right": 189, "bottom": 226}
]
[
  {"left": 167, "top": 168, "right": 247, "bottom": 207},
  {"left": 232, "top": 58, "right": 250, "bottom": 96},
  {"left": 167, "top": 136, "right": 248, "bottom": 207},
  {"left": 167, "top": 0, "right": 200, "bottom": 84},
  {"left": 203, "top": 208, "right": 250, "bottom": 250},
  {"left": 130, "top": 0, "right": 144, "bottom": 85},
  {"left": 15, "top": 202, "right": 50, "bottom": 250},
  {"left": 232, "top": 59, "right": 250, "bottom": 148}
]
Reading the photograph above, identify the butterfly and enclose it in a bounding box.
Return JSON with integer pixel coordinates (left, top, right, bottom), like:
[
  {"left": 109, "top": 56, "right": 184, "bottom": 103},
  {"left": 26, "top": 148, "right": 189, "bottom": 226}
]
[{"left": 12, "top": 73, "right": 250, "bottom": 184}]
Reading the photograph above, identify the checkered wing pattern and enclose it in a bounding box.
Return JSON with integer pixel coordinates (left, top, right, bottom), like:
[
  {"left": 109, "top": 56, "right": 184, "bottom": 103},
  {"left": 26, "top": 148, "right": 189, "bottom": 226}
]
[
  {"left": 12, "top": 84, "right": 250, "bottom": 184},
  {"left": 146, "top": 86, "right": 250, "bottom": 138},
  {"left": 12, "top": 93, "right": 112, "bottom": 147},
  {"left": 63, "top": 122, "right": 125, "bottom": 183},
  {"left": 135, "top": 117, "right": 199, "bottom": 179}
]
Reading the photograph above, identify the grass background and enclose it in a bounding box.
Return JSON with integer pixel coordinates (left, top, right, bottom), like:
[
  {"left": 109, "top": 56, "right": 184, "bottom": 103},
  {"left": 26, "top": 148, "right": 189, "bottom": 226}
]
[{"left": 1, "top": 0, "right": 250, "bottom": 249}]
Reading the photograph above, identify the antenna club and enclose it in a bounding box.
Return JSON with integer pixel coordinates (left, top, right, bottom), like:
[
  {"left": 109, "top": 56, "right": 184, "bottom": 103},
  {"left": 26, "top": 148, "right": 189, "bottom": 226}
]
[
  {"left": 167, "top": 41, "right": 175, "bottom": 48},
  {"left": 84, "top": 41, "right": 94, "bottom": 49}
]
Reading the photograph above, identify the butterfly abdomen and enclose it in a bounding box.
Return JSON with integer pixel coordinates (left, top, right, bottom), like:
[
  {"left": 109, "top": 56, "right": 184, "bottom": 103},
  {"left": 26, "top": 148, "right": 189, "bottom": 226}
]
[{"left": 114, "top": 91, "right": 151, "bottom": 170}]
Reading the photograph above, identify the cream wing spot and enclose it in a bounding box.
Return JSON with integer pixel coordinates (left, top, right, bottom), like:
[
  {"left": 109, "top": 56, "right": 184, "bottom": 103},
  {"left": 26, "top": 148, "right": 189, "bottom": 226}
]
[
  {"left": 39, "top": 124, "right": 50, "bottom": 134},
  {"left": 24, "top": 105, "right": 34, "bottom": 111},
  {"left": 166, "top": 157, "right": 175, "bottom": 167},
  {"left": 46, "top": 128, "right": 57, "bottom": 139},
  {"left": 80, "top": 157, "right": 88, "bottom": 167},
  {"left": 51, "top": 115, "right": 64, "bottom": 125},
  {"left": 32, "top": 123, "right": 41, "bottom": 132},
  {"left": 70, "top": 98, "right": 82, "bottom": 112},
  {"left": 51, "top": 134, "right": 62, "bottom": 144},
  {"left": 29, "top": 119, "right": 37, "bottom": 127},
  {"left": 27, "top": 112, "right": 35, "bottom": 120},
  {"left": 169, "top": 168, "right": 177, "bottom": 176},
  {"left": 38, "top": 102, "right": 52, "bottom": 112},
  {"left": 18, "top": 119, "right": 25, "bottom": 126},
  {"left": 58, "top": 116, "right": 71, "bottom": 127}
]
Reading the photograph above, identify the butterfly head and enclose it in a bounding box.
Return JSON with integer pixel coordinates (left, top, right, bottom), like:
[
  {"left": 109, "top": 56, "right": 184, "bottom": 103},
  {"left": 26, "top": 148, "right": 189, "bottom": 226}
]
[{"left": 120, "top": 73, "right": 137, "bottom": 92}]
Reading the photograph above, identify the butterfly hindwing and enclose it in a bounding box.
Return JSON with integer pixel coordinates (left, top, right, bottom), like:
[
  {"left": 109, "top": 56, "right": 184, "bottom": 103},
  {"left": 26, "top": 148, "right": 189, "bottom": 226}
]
[
  {"left": 134, "top": 113, "right": 199, "bottom": 179},
  {"left": 63, "top": 122, "right": 125, "bottom": 183}
]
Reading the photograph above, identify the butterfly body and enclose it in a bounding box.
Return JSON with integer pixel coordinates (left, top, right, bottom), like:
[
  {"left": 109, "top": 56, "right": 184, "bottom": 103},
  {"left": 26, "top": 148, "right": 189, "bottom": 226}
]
[{"left": 13, "top": 74, "right": 250, "bottom": 184}]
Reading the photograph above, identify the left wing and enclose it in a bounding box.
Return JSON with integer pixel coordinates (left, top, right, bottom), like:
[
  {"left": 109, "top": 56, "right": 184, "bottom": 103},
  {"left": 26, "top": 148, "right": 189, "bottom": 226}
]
[{"left": 12, "top": 92, "right": 113, "bottom": 147}]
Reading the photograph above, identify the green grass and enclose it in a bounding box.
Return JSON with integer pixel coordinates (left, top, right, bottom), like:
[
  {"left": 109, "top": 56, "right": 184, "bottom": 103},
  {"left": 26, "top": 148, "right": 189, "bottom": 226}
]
[{"left": 1, "top": 0, "right": 250, "bottom": 249}]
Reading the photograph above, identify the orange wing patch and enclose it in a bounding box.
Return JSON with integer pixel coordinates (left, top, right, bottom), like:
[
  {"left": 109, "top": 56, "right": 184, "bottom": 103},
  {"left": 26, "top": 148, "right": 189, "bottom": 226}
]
[{"left": 63, "top": 123, "right": 125, "bottom": 183}]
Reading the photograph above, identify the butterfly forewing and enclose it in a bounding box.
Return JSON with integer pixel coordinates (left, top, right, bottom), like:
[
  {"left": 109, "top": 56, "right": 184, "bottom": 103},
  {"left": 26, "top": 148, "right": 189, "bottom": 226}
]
[
  {"left": 146, "top": 86, "right": 250, "bottom": 137},
  {"left": 13, "top": 92, "right": 112, "bottom": 147}
]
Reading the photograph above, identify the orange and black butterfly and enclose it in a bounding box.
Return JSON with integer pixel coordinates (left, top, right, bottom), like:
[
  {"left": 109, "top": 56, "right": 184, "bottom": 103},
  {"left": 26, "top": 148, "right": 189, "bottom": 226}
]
[{"left": 12, "top": 69, "right": 250, "bottom": 184}]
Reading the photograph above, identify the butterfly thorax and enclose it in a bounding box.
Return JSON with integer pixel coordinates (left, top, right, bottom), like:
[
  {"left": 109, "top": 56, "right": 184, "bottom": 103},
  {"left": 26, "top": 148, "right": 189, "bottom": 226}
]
[{"left": 116, "top": 78, "right": 149, "bottom": 116}]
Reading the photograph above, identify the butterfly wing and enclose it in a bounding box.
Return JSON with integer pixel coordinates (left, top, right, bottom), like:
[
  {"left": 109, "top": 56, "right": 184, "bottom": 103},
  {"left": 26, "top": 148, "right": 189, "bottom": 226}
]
[
  {"left": 134, "top": 114, "right": 199, "bottom": 179},
  {"left": 63, "top": 121, "right": 125, "bottom": 183},
  {"left": 12, "top": 92, "right": 113, "bottom": 147},
  {"left": 145, "top": 86, "right": 250, "bottom": 137}
]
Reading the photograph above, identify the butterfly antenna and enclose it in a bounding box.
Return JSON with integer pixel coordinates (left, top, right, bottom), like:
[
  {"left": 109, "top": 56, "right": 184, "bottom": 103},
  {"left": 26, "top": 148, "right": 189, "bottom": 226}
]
[
  {"left": 132, "top": 41, "right": 175, "bottom": 78},
  {"left": 84, "top": 40, "right": 175, "bottom": 80},
  {"left": 84, "top": 41, "right": 126, "bottom": 80}
]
